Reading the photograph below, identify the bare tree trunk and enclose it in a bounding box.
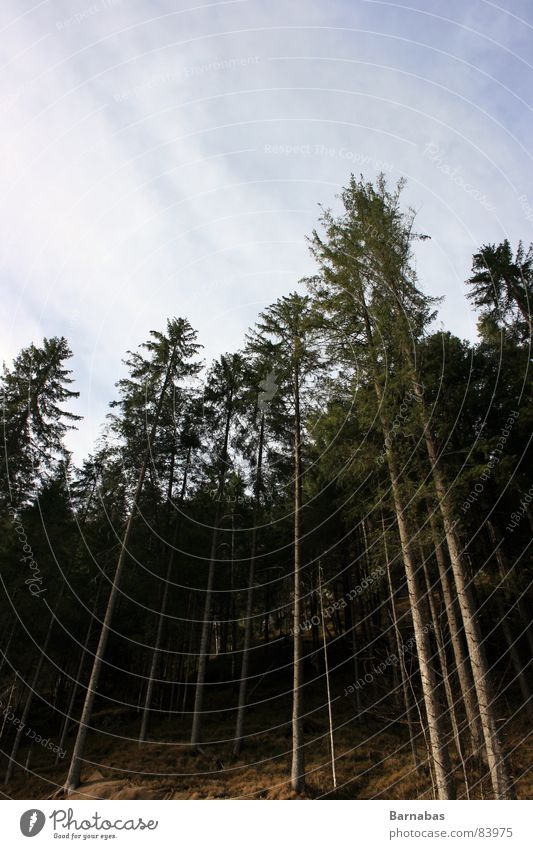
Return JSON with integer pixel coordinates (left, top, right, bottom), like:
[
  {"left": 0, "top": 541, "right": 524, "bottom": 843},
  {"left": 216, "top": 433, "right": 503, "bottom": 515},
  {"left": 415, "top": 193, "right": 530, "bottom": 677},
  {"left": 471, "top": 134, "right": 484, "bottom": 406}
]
[
  {"left": 55, "top": 577, "right": 104, "bottom": 765},
  {"left": 380, "top": 244, "right": 515, "bottom": 797},
  {"left": 311, "top": 573, "right": 320, "bottom": 655},
  {"left": 191, "top": 387, "right": 233, "bottom": 747},
  {"left": 181, "top": 594, "right": 197, "bottom": 716},
  {"left": 382, "top": 513, "right": 421, "bottom": 772},
  {"left": 417, "top": 401, "right": 515, "bottom": 799},
  {"left": 419, "top": 538, "right": 470, "bottom": 797},
  {"left": 387, "top": 452, "right": 454, "bottom": 797},
  {"left": 349, "top": 551, "right": 363, "bottom": 718},
  {"left": 139, "top": 566, "right": 172, "bottom": 741},
  {"left": 291, "top": 364, "right": 305, "bottom": 793},
  {"left": 384, "top": 595, "right": 401, "bottom": 710},
  {"left": 233, "top": 414, "right": 264, "bottom": 757},
  {"left": 140, "top": 447, "right": 192, "bottom": 742},
  {"left": 263, "top": 583, "right": 270, "bottom": 646},
  {"left": 427, "top": 508, "right": 484, "bottom": 753},
  {"left": 23, "top": 742, "right": 33, "bottom": 774},
  {"left": 229, "top": 516, "right": 237, "bottom": 684},
  {"left": 360, "top": 295, "right": 454, "bottom": 799},
  {"left": 64, "top": 462, "right": 147, "bottom": 791},
  {"left": 319, "top": 564, "right": 336, "bottom": 791},
  {"left": 190, "top": 520, "right": 218, "bottom": 747},
  {"left": 64, "top": 348, "right": 176, "bottom": 792}
]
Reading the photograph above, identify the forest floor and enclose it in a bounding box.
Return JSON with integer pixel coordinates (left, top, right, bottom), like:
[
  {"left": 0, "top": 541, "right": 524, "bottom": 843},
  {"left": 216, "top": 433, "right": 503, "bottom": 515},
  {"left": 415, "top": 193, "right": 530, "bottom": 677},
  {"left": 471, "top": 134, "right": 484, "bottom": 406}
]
[{"left": 4, "top": 639, "right": 532, "bottom": 800}]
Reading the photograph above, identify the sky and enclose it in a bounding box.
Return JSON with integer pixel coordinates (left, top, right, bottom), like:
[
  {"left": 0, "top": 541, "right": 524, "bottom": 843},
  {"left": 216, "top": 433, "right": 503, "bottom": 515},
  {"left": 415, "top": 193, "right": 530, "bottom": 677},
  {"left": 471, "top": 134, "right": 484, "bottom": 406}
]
[{"left": 1, "top": 0, "right": 532, "bottom": 461}]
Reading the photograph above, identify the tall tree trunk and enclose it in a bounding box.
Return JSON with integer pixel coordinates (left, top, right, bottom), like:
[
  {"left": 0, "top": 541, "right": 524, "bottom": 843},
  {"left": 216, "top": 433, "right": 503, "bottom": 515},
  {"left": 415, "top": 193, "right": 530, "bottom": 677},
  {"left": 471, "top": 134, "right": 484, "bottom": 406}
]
[
  {"left": 56, "top": 571, "right": 106, "bottom": 765},
  {"left": 427, "top": 508, "right": 484, "bottom": 752},
  {"left": 64, "top": 455, "right": 148, "bottom": 791},
  {"left": 191, "top": 388, "right": 233, "bottom": 747},
  {"left": 233, "top": 414, "right": 264, "bottom": 756},
  {"left": 349, "top": 549, "right": 363, "bottom": 718},
  {"left": 419, "top": 537, "right": 470, "bottom": 796},
  {"left": 190, "top": 517, "right": 219, "bottom": 747},
  {"left": 384, "top": 439, "right": 454, "bottom": 798},
  {"left": 379, "top": 521, "right": 402, "bottom": 711},
  {"left": 361, "top": 297, "right": 454, "bottom": 799},
  {"left": 263, "top": 582, "right": 270, "bottom": 646},
  {"left": 181, "top": 594, "right": 197, "bottom": 716},
  {"left": 376, "top": 234, "right": 515, "bottom": 797},
  {"left": 319, "top": 564, "right": 336, "bottom": 791},
  {"left": 311, "top": 594, "right": 320, "bottom": 652},
  {"left": 383, "top": 513, "right": 421, "bottom": 773},
  {"left": 140, "top": 447, "right": 192, "bottom": 742},
  {"left": 416, "top": 396, "right": 515, "bottom": 798},
  {"left": 64, "top": 348, "right": 177, "bottom": 792},
  {"left": 291, "top": 363, "right": 305, "bottom": 793}
]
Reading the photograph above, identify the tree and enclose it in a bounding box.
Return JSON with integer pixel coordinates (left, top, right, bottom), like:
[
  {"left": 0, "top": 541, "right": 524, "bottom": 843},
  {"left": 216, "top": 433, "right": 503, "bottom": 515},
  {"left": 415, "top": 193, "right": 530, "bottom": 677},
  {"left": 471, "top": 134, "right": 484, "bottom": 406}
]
[
  {"left": 246, "top": 293, "right": 323, "bottom": 793},
  {"left": 3, "top": 466, "right": 95, "bottom": 784},
  {"left": 1, "top": 336, "right": 80, "bottom": 507},
  {"left": 64, "top": 318, "right": 201, "bottom": 792},
  {"left": 232, "top": 372, "right": 267, "bottom": 756},
  {"left": 190, "top": 353, "right": 245, "bottom": 747},
  {"left": 314, "top": 175, "right": 522, "bottom": 799},
  {"left": 307, "top": 176, "right": 456, "bottom": 798},
  {"left": 467, "top": 240, "right": 532, "bottom": 338},
  {"left": 139, "top": 408, "right": 201, "bottom": 742}
]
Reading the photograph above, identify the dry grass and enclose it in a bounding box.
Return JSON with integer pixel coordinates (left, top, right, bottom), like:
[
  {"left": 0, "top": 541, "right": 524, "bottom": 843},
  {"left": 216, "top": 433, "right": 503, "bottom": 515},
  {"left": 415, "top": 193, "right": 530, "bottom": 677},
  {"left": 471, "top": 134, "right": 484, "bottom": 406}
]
[{"left": 4, "top": 681, "right": 531, "bottom": 801}]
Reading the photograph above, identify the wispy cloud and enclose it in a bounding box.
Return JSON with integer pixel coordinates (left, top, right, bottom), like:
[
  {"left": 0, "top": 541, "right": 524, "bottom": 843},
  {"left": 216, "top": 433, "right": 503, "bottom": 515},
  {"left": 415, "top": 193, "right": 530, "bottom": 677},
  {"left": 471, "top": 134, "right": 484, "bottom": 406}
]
[{"left": 1, "top": 0, "right": 532, "bottom": 459}]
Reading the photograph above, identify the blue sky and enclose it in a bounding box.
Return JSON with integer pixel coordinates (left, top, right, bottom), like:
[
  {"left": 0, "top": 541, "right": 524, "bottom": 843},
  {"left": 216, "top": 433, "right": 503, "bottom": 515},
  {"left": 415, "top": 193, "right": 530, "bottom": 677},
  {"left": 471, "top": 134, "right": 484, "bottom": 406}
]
[{"left": 2, "top": 0, "right": 532, "bottom": 459}]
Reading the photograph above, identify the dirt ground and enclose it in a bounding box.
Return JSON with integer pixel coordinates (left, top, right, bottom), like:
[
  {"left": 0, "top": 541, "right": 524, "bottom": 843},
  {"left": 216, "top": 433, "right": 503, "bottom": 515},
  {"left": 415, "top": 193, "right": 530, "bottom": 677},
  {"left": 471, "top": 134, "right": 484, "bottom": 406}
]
[{"left": 4, "top": 686, "right": 531, "bottom": 801}]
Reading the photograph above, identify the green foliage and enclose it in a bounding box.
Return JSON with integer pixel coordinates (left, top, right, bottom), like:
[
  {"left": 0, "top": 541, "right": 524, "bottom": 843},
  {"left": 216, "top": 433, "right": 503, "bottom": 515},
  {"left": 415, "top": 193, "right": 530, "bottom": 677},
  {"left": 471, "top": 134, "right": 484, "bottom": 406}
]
[
  {"left": 1, "top": 336, "right": 79, "bottom": 506},
  {"left": 467, "top": 239, "right": 533, "bottom": 340}
]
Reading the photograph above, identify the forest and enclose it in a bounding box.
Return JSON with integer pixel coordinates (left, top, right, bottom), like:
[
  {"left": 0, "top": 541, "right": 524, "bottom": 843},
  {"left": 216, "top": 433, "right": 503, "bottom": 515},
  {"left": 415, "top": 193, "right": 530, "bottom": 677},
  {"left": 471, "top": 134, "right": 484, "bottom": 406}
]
[{"left": 1, "top": 175, "right": 531, "bottom": 800}]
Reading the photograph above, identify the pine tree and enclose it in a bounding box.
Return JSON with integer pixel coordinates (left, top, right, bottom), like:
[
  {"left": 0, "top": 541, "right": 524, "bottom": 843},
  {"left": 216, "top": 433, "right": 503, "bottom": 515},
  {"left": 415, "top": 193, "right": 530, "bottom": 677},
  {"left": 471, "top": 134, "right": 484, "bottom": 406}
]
[
  {"left": 64, "top": 319, "right": 201, "bottom": 792},
  {"left": 307, "top": 176, "right": 456, "bottom": 798},
  {"left": 190, "top": 353, "right": 245, "bottom": 747},
  {"left": 1, "top": 336, "right": 80, "bottom": 507},
  {"left": 467, "top": 240, "right": 532, "bottom": 338},
  {"left": 246, "top": 293, "right": 323, "bottom": 793}
]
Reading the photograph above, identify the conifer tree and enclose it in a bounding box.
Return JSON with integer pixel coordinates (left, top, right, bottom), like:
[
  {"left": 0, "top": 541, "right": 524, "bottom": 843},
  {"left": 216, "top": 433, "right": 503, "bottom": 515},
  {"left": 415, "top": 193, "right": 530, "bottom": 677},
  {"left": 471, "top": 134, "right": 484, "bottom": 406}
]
[
  {"left": 65, "top": 319, "right": 201, "bottom": 791},
  {"left": 1, "top": 336, "right": 79, "bottom": 507},
  {"left": 246, "top": 293, "right": 323, "bottom": 793}
]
